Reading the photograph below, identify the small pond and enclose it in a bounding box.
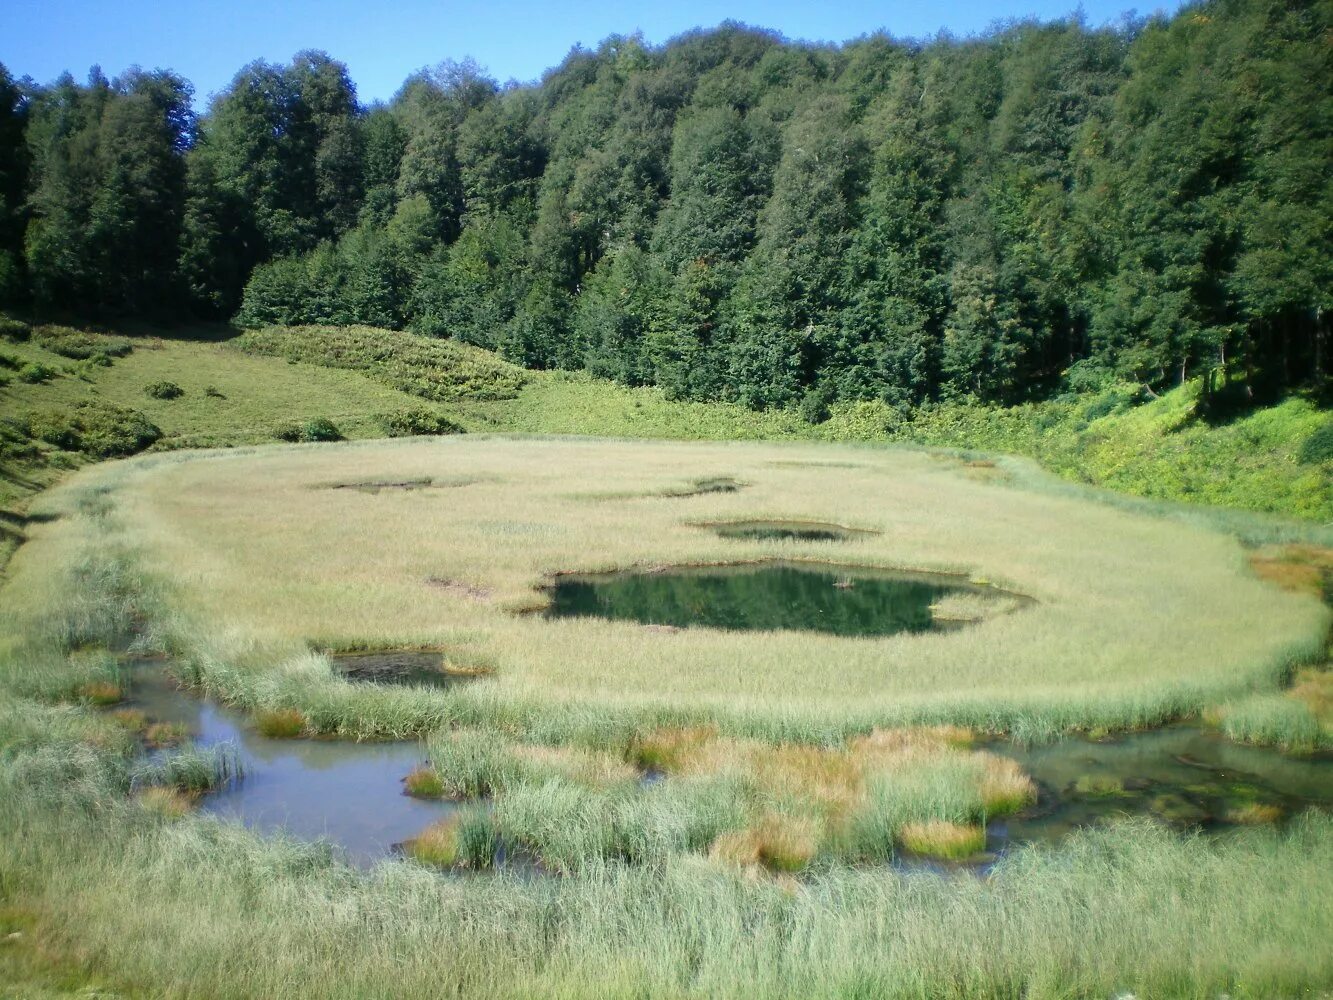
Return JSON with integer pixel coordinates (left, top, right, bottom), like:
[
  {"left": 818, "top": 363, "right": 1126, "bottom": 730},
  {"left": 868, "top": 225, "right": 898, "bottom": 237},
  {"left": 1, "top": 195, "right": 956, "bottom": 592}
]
[
  {"left": 330, "top": 649, "right": 478, "bottom": 688},
  {"left": 126, "top": 665, "right": 453, "bottom": 867},
  {"left": 540, "top": 561, "right": 1011, "bottom": 637},
  {"left": 701, "top": 520, "right": 875, "bottom": 543},
  {"left": 990, "top": 726, "right": 1333, "bottom": 851}
]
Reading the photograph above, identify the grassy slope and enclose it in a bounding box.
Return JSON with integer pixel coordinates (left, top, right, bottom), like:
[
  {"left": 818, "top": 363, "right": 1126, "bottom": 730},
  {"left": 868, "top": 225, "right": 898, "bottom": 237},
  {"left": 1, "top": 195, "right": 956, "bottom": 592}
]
[{"left": 3, "top": 323, "right": 1329, "bottom": 524}]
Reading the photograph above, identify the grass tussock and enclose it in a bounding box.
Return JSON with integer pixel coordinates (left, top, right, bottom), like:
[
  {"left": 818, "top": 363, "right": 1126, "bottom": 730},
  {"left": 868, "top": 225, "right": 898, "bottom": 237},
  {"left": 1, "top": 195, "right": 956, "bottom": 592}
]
[
  {"left": 254, "top": 708, "right": 306, "bottom": 739},
  {"left": 107, "top": 707, "right": 147, "bottom": 732},
  {"left": 433, "top": 724, "right": 1036, "bottom": 871},
  {"left": 142, "top": 721, "right": 189, "bottom": 749},
  {"left": 899, "top": 820, "right": 987, "bottom": 859},
  {"left": 1226, "top": 802, "right": 1284, "bottom": 825},
  {"left": 403, "top": 810, "right": 495, "bottom": 869},
  {"left": 403, "top": 818, "right": 460, "bottom": 867},
  {"left": 709, "top": 814, "right": 819, "bottom": 872},
  {"left": 402, "top": 766, "right": 444, "bottom": 799},
  {"left": 135, "top": 786, "right": 195, "bottom": 820},
  {"left": 76, "top": 680, "right": 122, "bottom": 706}
]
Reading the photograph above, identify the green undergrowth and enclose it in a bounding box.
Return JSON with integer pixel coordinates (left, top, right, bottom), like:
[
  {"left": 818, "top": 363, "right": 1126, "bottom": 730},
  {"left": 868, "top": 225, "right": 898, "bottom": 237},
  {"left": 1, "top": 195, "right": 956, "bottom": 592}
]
[{"left": 234, "top": 324, "right": 528, "bottom": 402}]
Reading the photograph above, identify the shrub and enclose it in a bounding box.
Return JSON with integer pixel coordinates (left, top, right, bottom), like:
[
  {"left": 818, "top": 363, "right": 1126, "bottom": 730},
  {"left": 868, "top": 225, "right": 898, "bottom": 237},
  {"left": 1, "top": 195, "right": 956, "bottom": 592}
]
[
  {"left": 27, "top": 402, "right": 162, "bottom": 458},
  {"left": 0, "top": 350, "right": 19, "bottom": 370},
  {"left": 236, "top": 325, "right": 527, "bottom": 402},
  {"left": 144, "top": 380, "right": 184, "bottom": 400},
  {"left": 204, "top": 385, "right": 226, "bottom": 399},
  {"left": 1299, "top": 420, "right": 1333, "bottom": 465},
  {"left": 18, "top": 362, "right": 55, "bottom": 383},
  {"left": 0, "top": 316, "right": 31, "bottom": 341},
  {"left": 1063, "top": 358, "right": 1116, "bottom": 393},
  {"left": 379, "top": 408, "right": 464, "bottom": 437},
  {"left": 275, "top": 418, "right": 343, "bottom": 443}
]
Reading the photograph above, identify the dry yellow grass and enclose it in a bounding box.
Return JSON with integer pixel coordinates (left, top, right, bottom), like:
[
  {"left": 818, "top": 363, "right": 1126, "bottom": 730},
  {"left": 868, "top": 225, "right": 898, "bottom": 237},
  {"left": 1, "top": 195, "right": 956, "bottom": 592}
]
[
  {"left": 1225, "top": 803, "right": 1284, "bottom": 825},
  {"left": 75, "top": 681, "right": 123, "bottom": 706},
  {"left": 626, "top": 724, "right": 1035, "bottom": 862},
  {"left": 134, "top": 787, "right": 195, "bottom": 820},
  {"left": 710, "top": 814, "right": 820, "bottom": 872}
]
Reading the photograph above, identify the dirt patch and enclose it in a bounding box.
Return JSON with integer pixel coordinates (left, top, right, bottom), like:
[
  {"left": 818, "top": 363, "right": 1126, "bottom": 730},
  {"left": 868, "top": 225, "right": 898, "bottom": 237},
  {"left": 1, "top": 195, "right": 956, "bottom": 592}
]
[
  {"left": 325, "top": 477, "right": 479, "bottom": 494},
  {"left": 426, "top": 577, "right": 494, "bottom": 601},
  {"left": 1248, "top": 545, "right": 1333, "bottom": 600},
  {"left": 663, "top": 477, "right": 746, "bottom": 498},
  {"left": 698, "top": 519, "right": 878, "bottom": 543}
]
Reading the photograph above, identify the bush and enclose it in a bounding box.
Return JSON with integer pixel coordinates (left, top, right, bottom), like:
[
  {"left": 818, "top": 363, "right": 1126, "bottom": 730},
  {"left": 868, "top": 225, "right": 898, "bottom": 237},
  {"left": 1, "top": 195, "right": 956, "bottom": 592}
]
[
  {"left": 18, "top": 362, "right": 55, "bottom": 383},
  {"left": 144, "top": 380, "right": 185, "bottom": 400},
  {"left": 0, "top": 316, "right": 31, "bottom": 341},
  {"left": 0, "top": 350, "right": 19, "bottom": 370},
  {"left": 275, "top": 417, "right": 343, "bottom": 443},
  {"left": 379, "top": 408, "right": 464, "bottom": 437},
  {"left": 1299, "top": 420, "right": 1333, "bottom": 465},
  {"left": 1063, "top": 359, "right": 1117, "bottom": 393},
  {"left": 26, "top": 402, "right": 162, "bottom": 458},
  {"left": 32, "top": 327, "right": 133, "bottom": 361}
]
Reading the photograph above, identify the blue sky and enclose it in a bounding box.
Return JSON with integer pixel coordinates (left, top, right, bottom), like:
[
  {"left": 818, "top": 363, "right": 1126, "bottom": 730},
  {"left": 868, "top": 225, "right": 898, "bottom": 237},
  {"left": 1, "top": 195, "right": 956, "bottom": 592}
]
[{"left": 4, "top": 0, "right": 1181, "bottom": 107}]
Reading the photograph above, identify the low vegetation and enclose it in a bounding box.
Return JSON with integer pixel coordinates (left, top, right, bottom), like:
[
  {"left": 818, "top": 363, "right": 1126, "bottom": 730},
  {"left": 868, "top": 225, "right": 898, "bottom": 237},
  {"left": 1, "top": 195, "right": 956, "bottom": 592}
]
[
  {"left": 0, "top": 374, "right": 1328, "bottom": 994},
  {"left": 235, "top": 325, "right": 527, "bottom": 402}
]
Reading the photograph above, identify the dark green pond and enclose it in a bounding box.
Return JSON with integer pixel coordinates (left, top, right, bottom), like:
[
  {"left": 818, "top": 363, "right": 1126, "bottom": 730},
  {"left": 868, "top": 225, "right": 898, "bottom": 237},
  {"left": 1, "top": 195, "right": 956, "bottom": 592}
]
[{"left": 541, "top": 561, "right": 994, "bottom": 636}]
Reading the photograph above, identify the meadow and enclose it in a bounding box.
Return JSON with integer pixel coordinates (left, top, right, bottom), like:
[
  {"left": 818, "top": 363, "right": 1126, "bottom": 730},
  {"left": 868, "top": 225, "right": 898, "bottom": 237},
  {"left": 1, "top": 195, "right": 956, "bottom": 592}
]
[{"left": 1, "top": 322, "right": 1331, "bottom": 996}]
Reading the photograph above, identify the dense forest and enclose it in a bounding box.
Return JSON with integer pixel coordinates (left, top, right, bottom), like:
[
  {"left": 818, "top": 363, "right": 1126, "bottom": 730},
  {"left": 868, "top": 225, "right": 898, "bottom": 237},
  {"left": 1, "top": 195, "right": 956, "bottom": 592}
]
[{"left": 0, "top": 0, "right": 1328, "bottom": 413}]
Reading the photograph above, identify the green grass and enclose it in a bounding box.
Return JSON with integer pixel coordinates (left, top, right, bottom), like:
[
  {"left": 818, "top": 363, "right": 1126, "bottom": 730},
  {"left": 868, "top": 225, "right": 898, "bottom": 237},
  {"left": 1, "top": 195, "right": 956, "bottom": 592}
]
[
  {"left": 235, "top": 324, "right": 528, "bottom": 402},
  {"left": 1, "top": 318, "right": 1331, "bottom": 995},
  {"left": 2, "top": 320, "right": 1328, "bottom": 531}
]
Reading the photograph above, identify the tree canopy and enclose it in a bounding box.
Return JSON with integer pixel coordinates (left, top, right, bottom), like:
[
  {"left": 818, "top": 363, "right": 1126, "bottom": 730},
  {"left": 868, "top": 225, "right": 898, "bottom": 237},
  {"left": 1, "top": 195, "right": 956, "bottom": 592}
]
[{"left": 1, "top": 0, "right": 1328, "bottom": 406}]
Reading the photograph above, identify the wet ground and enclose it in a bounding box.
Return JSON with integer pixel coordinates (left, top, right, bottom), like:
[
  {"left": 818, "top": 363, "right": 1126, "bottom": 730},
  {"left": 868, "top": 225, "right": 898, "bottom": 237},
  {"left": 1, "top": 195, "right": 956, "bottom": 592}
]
[
  {"left": 121, "top": 665, "right": 1332, "bottom": 871},
  {"left": 126, "top": 666, "right": 453, "bottom": 867}
]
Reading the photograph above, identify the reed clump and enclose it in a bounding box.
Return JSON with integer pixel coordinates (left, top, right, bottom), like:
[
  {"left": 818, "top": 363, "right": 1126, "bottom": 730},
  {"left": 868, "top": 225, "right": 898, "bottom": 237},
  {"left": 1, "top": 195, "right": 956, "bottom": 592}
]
[
  {"left": 402, "top": 766, "right": 445, "bottom": 799},
  {"left": 255, "top": 708, "right": 306, "bottom": 739},
  {"left": 899, "top": 820, "right": 987, "bottom": 859},
  {"left": 76, "top": 680, "right": 123, "bottom": 706}
]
